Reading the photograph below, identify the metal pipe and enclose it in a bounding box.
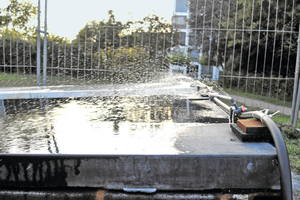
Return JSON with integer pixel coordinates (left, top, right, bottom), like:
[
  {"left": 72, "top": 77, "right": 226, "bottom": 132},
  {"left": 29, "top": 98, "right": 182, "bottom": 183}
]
[
  {"left": 293, "top": 78, "right": 300, "bottom": 127},
  {"left": 43, "top": 0, "right": 47, "bottom": 86},
  {"left": 36, "top": 0, "right": 41, "bottom": 86},
  {"left": 239, "top": 111, "right": 292, "bottom": 200},
  {"left": 0, "top": 189, "right": 280, "bottom": 200},
  {"left": 291, "top": 24, "right": 300, "bottom": 126},
  {"left": 212, "top": 97, "right": 230, "bottom": 114}
]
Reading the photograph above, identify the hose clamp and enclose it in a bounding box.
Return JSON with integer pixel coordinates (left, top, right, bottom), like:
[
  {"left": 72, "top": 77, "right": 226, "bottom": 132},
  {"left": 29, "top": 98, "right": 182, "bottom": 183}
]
[{"left": 260, "top": 114, "right": 268, "bottom": 123}]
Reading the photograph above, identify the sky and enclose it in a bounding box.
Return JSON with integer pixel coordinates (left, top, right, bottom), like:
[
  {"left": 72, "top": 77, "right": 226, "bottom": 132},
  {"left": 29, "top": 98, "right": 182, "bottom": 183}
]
[{"left": 1, "top": 0, "right": 174, "bottom": 40}]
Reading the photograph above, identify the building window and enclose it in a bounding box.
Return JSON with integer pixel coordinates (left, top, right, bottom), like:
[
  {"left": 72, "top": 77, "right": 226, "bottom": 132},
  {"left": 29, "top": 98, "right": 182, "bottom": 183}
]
[
  {"left": 172, "top": 16, "right": 187, "bottom": 29},
  {"left": 189, "top": 33, "right": 197, "bottom": 46},
  {"left": 175, "top": 0, "right": 187, "bottom": 13},
  {"left": 179, "top": 32, "right": 186, "bottom": 45}
]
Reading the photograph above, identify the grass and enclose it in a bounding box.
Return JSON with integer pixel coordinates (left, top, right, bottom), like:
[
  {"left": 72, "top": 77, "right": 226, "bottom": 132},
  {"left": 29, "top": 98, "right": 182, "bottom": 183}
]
[
  {"left": 223, "top": 88, "right": 293, "bottom": 108},
  {"left": 0, "top": 72, "right": 112, "bottom": 87},
  {"left": 282, "top": 126, "right": 300, "bottom": 174},
  {"left": 0, "top": 72, "right": 168, "bottom": 87}
]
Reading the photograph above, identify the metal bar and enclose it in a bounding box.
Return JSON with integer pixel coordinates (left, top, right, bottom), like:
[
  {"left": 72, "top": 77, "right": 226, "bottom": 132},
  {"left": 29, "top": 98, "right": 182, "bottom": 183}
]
[
  {"left": 16, "top": 36, "right": 19, "bottom": 82},
  {"left": 268, "top": 0, "right": 279, "bottom": 109},
  {"left": 118, "top": 31, "right": 122, "bottom": 81},
  {"left": 154, "top": 28, "right": 159, "bottom": 76},
  {"left": 84, "top": 25, "right": 87, "bottom": 83},
  {"left": 0, "top": 189, "right": 281, "bottom": 200},
  {"left": 176, "top": 29, "right": 180, "bottom": 66},
  {"left": 125, "top": 33, "right": 128, "bottom": 81},
  {"left": 291, "top": 24, "right": 300, "bottom": 126},
  {"left": 244, "top": 0, "right": 255, "bottom": 105},
  {"left": 275, "top": 0, "right": 287, "bottom": 116},
  {"left": 260, "top": 0, "right": 271, "bottom": 109},
  {"left": 252, "top": 0, "right": 263, "bottom": 108},
  {"left": 0, "top": 65, "right": 37, "bottom": 68},
  {"left": 215, "top": 0, "right": 223, "bottom": 76},
  {"left": 140, "top": 30, "right": 143, "bottom": 81},
  {"left": 207, "top": 0, "right": 215, "bottom": 75},
  {"left": 2, "top": 31, "right": 6, "bottom": 86},
  {"left": 29, "top": 37, "right": 32, "bottom": 84},
  {"left": 77, "top": 34, "right": 80, "bottom": 84},
  {"left": 236, "top": 0, "right": 247, "bottom": 104},
  {"left": 51, "top": 39, "right": 54, "bottom": 84},
  {"left": 163, "top": 25, "right": 166, "bottom": 75},
  {"left": 57, "top": 39, "right": 61, "bottom": 84},
  {"left": 147, "top": 29, "right": 151, "bottom": 82},
  {"left": 71, "top": 41, "right": 73, "bottom": 84},
  {"left": 201, "top": 0, "right": 207, "bottom": 73},
  {"left": 220, "top": 75, "right": 294, "bottom": 80},
  {"left": 194, "top": 0, "right": 199, "bottom": 48},
  {"left": 63, "top": 41, "right": 66, "bottom": 84},
  {"left": 43, "top": 0, "right": 47, "bottom": 86},
  {"left": 36, "top": 0, "right": 41, "bottom": 86},
  {"left": 104, "top": 25, "right": 107, "bottom": 82},
  {"left": 23, "top": 34, "right": 25, "bottom": 85},
  {"left": 229, "top": 0, "right": 239, "bottom": 94},
  {"left": 112, "top": 26, "right": 115, "bottom": 83},
  {"left": 222, "top": 0, "right": 231, "bottom": 89},
  {"left": 98, "top": 22, "right": 101, "bottom": 83},
  {"left": 190, "top": 27, "right": 299, "bottom": 34},
  {"left": 91, "top": 22, "right": 94, "bottom": 82},
  {"left": 10, "top": 32, "right": 12, "bottom": 85},
  {"left": 132, "top": 31, "right": 136, "bottom": 82},
  {"left": 293, "top": 77, "right": 300, "bottom": 127},
  {"left": 283, "top": 0, "right": 295, "bottom": 122}
]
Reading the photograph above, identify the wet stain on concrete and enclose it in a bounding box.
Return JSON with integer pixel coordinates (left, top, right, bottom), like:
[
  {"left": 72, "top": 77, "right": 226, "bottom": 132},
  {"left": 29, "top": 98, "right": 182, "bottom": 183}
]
[
  {"left": 74, "top": 158, "right": 81, "bottom": 175},
  {"left": 0, "top": 157, "right": 68, "bottom": 187}
]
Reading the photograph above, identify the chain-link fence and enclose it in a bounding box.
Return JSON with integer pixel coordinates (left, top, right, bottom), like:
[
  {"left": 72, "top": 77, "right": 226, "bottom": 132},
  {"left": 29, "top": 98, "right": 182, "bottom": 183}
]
[{"left": 0, "top": 0, "right": 300, "bottom": 126}]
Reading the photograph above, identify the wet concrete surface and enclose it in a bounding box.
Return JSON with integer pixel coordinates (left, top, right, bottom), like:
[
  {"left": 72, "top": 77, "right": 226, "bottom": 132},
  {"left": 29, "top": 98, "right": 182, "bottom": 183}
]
[
  {"left": 0, "top": 97, "right": 281, "bottom": 191},
  {"left": 0, "top": 79, "right": 295, "bottom": 196},
  {"left": 293, "top": 173, "right": 300, "bottom": 199},
  {"left": 0, "top": 96, "right": 228, "bottom": 154}
]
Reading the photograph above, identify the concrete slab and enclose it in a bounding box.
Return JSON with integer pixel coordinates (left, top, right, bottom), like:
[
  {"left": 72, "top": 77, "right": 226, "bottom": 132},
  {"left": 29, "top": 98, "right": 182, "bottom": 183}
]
[
  {"left": 0, "top": 81, "right": 281, "bottom": 192},
  {"left": 0, "top": 82, "right": 198, "bottom": 100},
  {"left": 0, "top": 124, "right": 280, "bottom": 191}
]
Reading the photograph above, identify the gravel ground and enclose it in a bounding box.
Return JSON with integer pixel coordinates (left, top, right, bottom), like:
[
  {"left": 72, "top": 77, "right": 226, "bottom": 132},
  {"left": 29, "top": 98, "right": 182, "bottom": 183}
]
[{"left": 293, "top": 173, "right": 300, "bottom": 200}]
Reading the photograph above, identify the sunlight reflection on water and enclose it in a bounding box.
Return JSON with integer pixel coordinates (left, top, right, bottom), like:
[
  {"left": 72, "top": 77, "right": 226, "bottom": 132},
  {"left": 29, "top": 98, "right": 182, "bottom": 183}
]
[{"left": 0, "top": 96, "right": 197, "bottom": 154}]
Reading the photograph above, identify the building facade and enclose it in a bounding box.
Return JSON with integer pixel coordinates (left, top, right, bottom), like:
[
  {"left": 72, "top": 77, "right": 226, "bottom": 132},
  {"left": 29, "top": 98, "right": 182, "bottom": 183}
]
[{"left": 170, "top": 0, "right": 221, "bottom": 80}]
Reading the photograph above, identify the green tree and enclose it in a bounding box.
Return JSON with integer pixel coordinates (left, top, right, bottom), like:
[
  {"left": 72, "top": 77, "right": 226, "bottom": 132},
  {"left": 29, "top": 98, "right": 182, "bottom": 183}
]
[
  {"left": 188, "top": 0, "right": 300, "bottom": 100},
  {"left": 67, "top": 11, "right": 173, "bottom": 82},
  {"left": 189, "top": 0, "right": 299, "bottom": 77},
  {"left": 0, "top": 0, "right": 37, "bottom": 34},
  {"left": 189, "top": 0, "right": 224, "bottom": 68}
]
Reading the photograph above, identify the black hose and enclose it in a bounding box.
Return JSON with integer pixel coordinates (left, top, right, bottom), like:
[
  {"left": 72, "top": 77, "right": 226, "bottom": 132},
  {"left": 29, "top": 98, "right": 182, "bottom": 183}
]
[{"left": 239, "top": 111, "right": 292, "bottom": 200}]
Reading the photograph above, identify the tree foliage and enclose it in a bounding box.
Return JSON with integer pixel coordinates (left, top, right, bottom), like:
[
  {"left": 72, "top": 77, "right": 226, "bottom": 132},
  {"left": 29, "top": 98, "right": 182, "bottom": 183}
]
[
  {"left": 0, "top": 5, "right": 174, "bottom": 83},
  {"left": 0, "top": 0, "right": 37, "bottom": 34},
  {"left": 189, "top": 0, "right": 299, "bottom": 78},
  {"left": 188, "top": 0, "right": 299, "bottom": 100}
]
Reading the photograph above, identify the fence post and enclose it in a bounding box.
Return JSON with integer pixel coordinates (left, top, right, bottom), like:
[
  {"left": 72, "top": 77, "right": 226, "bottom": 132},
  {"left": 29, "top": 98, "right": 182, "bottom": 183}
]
[
  {"left": 291, "top": 25, "right": 300, "bottom": 127},
  {"left": 36, "top": 0, "right": 41, "bottom": 86},
  {"left": 0, "top": 100, "right": 5, "bottom": 116},
  {"left": 43, "top": 0, "right": 48, "bottom": 86}
]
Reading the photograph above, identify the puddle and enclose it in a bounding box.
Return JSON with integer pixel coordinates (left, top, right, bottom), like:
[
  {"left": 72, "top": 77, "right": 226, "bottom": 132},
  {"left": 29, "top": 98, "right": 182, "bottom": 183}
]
[{"left": 0, "top": 96, "right": 228, "bottom": 154}]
